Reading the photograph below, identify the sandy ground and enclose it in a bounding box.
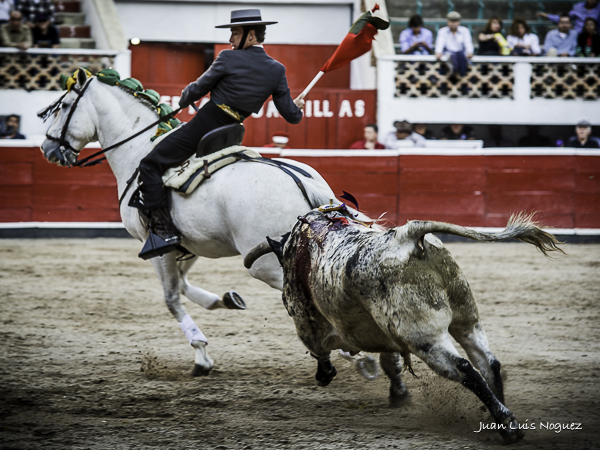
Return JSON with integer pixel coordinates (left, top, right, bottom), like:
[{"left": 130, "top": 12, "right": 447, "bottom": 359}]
[{"left": 0, "top": 238, "right": 599, "bottom": 450}]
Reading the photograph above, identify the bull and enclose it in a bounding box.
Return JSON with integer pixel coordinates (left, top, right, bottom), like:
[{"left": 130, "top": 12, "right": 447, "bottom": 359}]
[{"left": 245, "top": 207, "right": 563, "bottom": 444}]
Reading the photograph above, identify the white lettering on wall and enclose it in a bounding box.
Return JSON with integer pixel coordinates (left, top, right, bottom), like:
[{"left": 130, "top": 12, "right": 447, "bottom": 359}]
[
  {"left": 339, "top": 100, "right": 353, "bottom": 117},
  {"left": 252, "top": 106, "right": 264, "bottom": 118},
  {"left": 305, "top": 100, "right": 312, "bottom": 117},
  {"left": 322, "top": 100, "right": 334, "bottom": 117},
  {"left": 313, "top": 100, "right": 324, "bottom": 118},
  {"left": 266, "top": 101, "right": 280, "bottom": 118},
  {"left": 355, "top": 99, "right": 365, "bottom": 117},
  {"left": 159, "top": 95, "right": 171, "bottom": 105}
]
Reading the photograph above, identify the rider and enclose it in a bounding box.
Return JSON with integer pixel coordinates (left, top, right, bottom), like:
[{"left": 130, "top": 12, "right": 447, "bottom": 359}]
[{"left": 133, "top": 9, "right": 305, "bottom": 258}]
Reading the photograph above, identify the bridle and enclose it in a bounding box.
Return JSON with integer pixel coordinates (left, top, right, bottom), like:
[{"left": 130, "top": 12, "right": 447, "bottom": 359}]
[{"left": 40, "top": 76, "right": 184, "bottom": 168}]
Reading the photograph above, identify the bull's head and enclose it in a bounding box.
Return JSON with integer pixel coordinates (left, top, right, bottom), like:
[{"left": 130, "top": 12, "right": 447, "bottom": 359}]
[{"left": 40, "top": 68, "right": 97, "bottom": 167}]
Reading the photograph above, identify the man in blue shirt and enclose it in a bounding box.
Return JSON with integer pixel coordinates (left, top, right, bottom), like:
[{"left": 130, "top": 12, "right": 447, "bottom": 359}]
[
  {"left": 538, "top": 0, "right": 600, "bottom": 34},
  {"left": 544, "top": 14, "right": 578, "bottom": 56},
  {"left": 399, "top": 15, "right": 433, "bottom": 55}
]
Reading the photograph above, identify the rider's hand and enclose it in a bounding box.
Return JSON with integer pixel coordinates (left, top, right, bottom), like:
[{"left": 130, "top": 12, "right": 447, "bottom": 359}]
[{"left": 294, "top": 94, "right": 305, "bottom": 110}]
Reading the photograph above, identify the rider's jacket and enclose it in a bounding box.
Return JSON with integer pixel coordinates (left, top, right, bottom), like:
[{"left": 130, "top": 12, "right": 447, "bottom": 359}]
[{"left": 180, "top": 46, "right": 302, "bottom": 124}]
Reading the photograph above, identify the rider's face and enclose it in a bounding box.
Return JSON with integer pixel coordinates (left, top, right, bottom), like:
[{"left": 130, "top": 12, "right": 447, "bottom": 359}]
[{"left": 229, "top": 27, "right": 255, "bottom": 50}]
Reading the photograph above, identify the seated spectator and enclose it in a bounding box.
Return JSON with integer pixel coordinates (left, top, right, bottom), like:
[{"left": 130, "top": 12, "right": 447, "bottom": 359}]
[
  {"left": 566, "top": 121, "right": 600, "bottom": 148},
  {"left": 0, "top": 115, "right": 25, "bottom": 139},
  {"left": 537, "top": 0, "right": 600, "bottom": 34},
  {"left": 440, "top": 124, "right": 475, "bottom": 140},
  {"left": 544, "top": 14, "right": 578, "bottom": 56},
  {"left": 385, "top": 120, "right": 426, "bottom": 148},
  {"left": 263, "top": 132, "right": 290, "bottom": 149},
  {"left": 32, "top": 13, "right": 59, "bottom": 48},
  {"left": 400, "top": 14, "right": 433, "bottom": 55},
  {"left": 413, "top": 123, "right": 435, "bottom": 140},
  {"left": 507, "top": 18, "right": 541, "bottom": 56},
  {"left": 478, "top": 16, "right": 511, "bottom": 55},
  {"left": 349, "top": 124, "right": 385, "bottom": 150},
  {"left": 518, "top": 125, "right": 551, "bottom": 147},
  {"left": 17, "top": 0, "right": 55, "bottom": 25},
  {"left": 0, "top": 0, "right": 13, "bottom": 26},
  {"left": 435, "top": 12, "right": 474, "bottom": 76},
  {"left": 0, "top": 10, "right": 31, "bottom": 50},
  {"left": 576, "top": 17, "right": 600, "bottom": 56}
]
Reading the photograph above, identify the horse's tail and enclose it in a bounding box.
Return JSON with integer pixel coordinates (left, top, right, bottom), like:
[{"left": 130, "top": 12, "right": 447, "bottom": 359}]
[{"left": 402, "top": 212, "right": 565, "bottom": 257}]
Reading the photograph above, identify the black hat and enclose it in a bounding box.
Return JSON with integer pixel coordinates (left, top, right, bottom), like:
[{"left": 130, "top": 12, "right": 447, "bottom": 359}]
[
  {"left": 215, "top": 9, "right": 277, "bottom": 28},
  {"left": 576, "top": 120, "right": 591, "bottom": 128},
  {"left": 35, "top": 13, "right": 51, "bottom": 22},
  {"left": 393, "top": 120, "right": 412, "bottom": 133}
]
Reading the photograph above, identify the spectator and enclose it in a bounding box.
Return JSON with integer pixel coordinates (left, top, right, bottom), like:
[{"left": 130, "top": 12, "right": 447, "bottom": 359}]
[
  {"left": 0, "top": 115, "right": 25, "bottom": 139},
  {"left": 485, "top": 125, "right": 514, "bottom": 147},
  {"left": 478, "top": 16, "right": 511, "bottom": 55},
  {"left": 518, "top": 125, "right": 551, "bottom": 147},
  {"left": 32, "top": 13, "right": 59, "bottom": 48},
  {"left": 349, "top": 124, "right": 385, "bottom": 150},
  {"left": 576, "top": 17, "right": 600, "bottom": 56},
  {"left": 507, "top": 18, "right": 541, "bottom": 55},
  {"left": 440, "top": 124, "right": 475, "bottom": 140},
  {"left": 0, "top": 0, "right": 13, "bottom": 26},
  {"left": 544, "top": 14, "right": 578, "bottom": 56},
  {"left": 537, "top": 0, "right": 600, "bottom": 34},
  {"left": 17, "top": 0, "right": 55, "bottom": 25},
  {"left": 399, "top": 14, "right": 433, "bottom": 55},
  {"left": 0, "top": 10, "right": 31, "bottom": 50},
  {"left": 385, "top": 120, "right": 426, "bottom": 148},
  {"left": 435, "top": 11, "right": 474, "bottom": 76},
  {"left": 413, "top": 123, "right": 435, "bottom": 140},
  {"left": 263, "top": 132, "right": 290, "bottom": 149},
  {"left": 566, "top": 121, "right": 600, "bottom": 148}
]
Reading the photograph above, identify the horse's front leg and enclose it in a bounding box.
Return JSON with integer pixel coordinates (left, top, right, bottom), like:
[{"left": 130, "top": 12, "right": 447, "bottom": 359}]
[
  {"left": 178, "top": 256, "right": 246, "bottom": 310},
  {"left": 151, "top": 253, "right": 213, "bottom": 376}
]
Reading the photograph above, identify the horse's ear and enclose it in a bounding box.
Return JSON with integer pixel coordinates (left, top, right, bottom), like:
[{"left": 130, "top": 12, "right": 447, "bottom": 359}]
[{"left": 77, "top": 68, "right": 88, "bottom": 87}]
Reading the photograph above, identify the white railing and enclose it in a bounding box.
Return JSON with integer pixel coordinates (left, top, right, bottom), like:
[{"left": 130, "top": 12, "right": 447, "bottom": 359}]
[{"left": 377, "top": 55, "right": 600, "bottom": 138}]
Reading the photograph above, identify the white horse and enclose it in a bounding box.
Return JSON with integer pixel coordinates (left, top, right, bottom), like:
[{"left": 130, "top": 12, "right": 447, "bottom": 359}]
[{"left": 40, "top": 68, "right": 341, "bottom": 375}]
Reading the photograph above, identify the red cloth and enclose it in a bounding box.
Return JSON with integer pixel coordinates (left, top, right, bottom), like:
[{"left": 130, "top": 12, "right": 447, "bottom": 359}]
[
  {"left": 349, "top": 139, "right": 385, "bottom": 150},
  {"left": 321, "top": 23, "right": 379, "bottom": 73}
]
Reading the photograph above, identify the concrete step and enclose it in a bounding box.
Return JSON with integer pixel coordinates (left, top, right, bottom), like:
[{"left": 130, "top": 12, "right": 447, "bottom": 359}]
[
  {"left": 54, "top": 0, "right": 81, "bottom": 13},
  {"left": 59, "top": 24, "right": 91, "bottom": 38},
  {"left": 59, "top": 37, "right": 96, "bottom": 49},
  {"left": 55, "top": 12, "right": 85, "bottom": 25}
]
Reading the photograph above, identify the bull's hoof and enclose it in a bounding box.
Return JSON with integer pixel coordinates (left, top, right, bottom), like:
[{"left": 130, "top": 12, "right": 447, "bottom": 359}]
[
  {"left": 191, "top": 364, "right": 212, "bottom": 377},
  {"left": 389, "top": 391, "right": 412, "bottom": 408},
  {"left": 315, "top": 365, "right": 337, "bottom": 387},
  {"left": 223, "top": 291, "right": 246, "bottom": 310}
]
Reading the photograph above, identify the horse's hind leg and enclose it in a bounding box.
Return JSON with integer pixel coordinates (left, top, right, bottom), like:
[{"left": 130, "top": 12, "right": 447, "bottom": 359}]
[
  {"left": 380, "top": 352, "right": 410, "bottom": 406},
  {"left": 411, "top": 336, "right": 524, "bottom": 444},
  {"left": 450, "top": 322, "right": 505, "bottom": 403},
  {"left": 152, "top": 254, "right": 213, "bottom": 376},
  {"left": 178, "top": 256, "right": 246, "bottom": 310}
]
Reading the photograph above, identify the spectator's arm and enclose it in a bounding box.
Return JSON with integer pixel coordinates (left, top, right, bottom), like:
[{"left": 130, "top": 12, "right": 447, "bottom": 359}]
[
  {"left": 545, "top": 13, "right": 560, "bottom": 24},
  {"left": 567, "top": 33, "right": 577, "bottom": 56},
  {"left": 399, "top": 30, "right": 410, "bottom": 53},
  {"left": 531, "top": 34, "right": 542, "bottom": 55},
  {"left": 423, "top": 29, "right": 434, "bottom": 53},
  {"left": 464, "top": 28, "right": 474, "bottom": 57},
  {"left": 434, "top": 29, "right": 445, "bottom": 58}
]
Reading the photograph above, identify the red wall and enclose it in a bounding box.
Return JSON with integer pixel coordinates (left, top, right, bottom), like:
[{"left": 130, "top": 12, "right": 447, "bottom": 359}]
[{"left": 2, "top": 147, "right": 599, "bottom": 230}]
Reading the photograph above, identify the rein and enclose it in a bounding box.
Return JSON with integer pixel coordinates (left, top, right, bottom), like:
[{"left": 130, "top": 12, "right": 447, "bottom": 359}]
[{"left": 42, "top": 77, "right": 184, "bottom": 168}]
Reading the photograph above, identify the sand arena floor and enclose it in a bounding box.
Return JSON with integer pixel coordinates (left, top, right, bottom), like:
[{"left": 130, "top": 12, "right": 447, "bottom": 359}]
[{"left": 0, "top": 238, "right": 599, "bottom": 449}]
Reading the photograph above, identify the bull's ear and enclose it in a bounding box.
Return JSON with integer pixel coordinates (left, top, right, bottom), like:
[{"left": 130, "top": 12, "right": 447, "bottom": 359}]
[{"left": 76, "top": 67, "right": 88, "bottom": 88}]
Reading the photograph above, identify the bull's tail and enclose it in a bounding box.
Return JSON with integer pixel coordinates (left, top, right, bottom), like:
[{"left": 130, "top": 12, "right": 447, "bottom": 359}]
[{"left": 403, "top": 212, "right": 564, "bottom": 257}]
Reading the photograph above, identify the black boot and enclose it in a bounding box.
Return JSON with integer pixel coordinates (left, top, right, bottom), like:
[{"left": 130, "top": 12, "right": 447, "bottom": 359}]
[{"left": 138, "top": 207, "right": 182, "bottom": 260}]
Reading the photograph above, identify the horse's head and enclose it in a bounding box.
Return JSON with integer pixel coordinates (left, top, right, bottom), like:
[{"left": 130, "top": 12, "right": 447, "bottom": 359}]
[{"left": 41, "top": 68, "right": 97, "bottom": 167}]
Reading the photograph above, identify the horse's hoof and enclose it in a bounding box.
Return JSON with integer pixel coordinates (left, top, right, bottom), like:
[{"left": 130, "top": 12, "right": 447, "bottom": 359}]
[
  {"left": 191, "top": 364, "right": 212, "bottom": 377},
  {"left": 389, "top": 392, "right": 412, "bottom": 408},
  {"left": 355, "top": 355, "right": 379, "bottom": 381},
  {"left": 223, "top": 291, "right": 246, "bottom": 310}
]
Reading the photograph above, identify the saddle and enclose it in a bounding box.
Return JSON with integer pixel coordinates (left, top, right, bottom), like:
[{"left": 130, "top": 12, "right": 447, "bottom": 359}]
[{"left": 162, "top": 123, "right": 262, "bottom": 195}]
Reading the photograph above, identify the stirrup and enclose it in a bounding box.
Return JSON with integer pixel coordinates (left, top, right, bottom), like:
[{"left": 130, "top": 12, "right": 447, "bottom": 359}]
[{"left": 138, "top": 231, "right": 182, "bottom": 260}]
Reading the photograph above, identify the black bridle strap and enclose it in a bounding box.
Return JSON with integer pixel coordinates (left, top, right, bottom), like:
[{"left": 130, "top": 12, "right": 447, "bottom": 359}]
[{"left": 73, "top": 107, "right": 184, "bottom": 167}]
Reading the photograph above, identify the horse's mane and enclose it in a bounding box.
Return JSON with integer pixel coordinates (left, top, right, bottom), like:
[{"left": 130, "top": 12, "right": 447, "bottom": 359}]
[{"left": 113, "top": 83, "right": 159, "bottom": 115}]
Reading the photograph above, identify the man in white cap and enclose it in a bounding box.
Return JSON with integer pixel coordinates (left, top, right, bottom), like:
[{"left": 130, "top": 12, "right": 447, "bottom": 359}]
[
  {"left": 133, "top": 9, "right": 305, "bottom": 258},
  {"left": 434, "top": 11, "right": 474, "bottom": 61}
]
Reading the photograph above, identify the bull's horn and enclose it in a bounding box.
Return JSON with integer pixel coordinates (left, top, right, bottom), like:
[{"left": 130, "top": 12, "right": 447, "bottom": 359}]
[{"left": 244, "top": 241, "right": 274, "bottom": 269}]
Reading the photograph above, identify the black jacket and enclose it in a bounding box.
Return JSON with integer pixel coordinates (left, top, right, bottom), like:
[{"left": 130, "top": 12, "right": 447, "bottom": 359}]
[{"left": 180, "top": 46, "right": 302, "bottom": 124}]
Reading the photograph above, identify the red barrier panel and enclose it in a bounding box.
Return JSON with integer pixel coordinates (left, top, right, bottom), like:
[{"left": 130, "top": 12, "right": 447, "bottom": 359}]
[{"left": 1, "top": 146, "right": 599, "bottom": 230}]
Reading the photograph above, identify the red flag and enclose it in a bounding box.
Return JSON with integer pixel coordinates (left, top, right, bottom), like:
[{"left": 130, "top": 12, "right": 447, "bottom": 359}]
[{"left": 320, "top": 4, "right": 389, "bottom": 73}]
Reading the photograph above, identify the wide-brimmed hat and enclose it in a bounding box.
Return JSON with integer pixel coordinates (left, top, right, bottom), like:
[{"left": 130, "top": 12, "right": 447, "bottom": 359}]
[
  {"left": 394, "top": 120, "right": 412, "bottom": 133},
  {"left": 215, "top": 9, "right": 277, "bottom": 28}
]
